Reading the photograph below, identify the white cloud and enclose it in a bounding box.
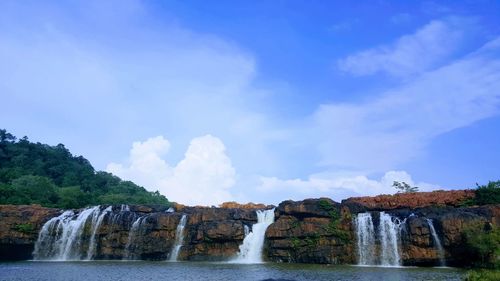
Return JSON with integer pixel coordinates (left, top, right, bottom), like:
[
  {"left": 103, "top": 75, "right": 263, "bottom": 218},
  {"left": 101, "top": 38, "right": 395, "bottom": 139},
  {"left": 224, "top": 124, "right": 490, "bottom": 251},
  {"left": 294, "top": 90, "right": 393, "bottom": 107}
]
[
  {"left": 337, "top": 19, "right": 467, "bottom": 77},
  {"left": 2, "top": 3, "right": 500, "bottom": 206},
  {"left": 316, "top": 36, "right": 500, "bottom": 171},
  {"left": 0, "top": 0, "right": 287, "bottom": 179},
  {"left": 107, "top": 135, "right": 236, "bottom": 206},
  {"left": 106, "top": 136, "right": 172, "bottom": 190},
  {"left": 257, "top": 171, "right": 439, "bottom": 203}
]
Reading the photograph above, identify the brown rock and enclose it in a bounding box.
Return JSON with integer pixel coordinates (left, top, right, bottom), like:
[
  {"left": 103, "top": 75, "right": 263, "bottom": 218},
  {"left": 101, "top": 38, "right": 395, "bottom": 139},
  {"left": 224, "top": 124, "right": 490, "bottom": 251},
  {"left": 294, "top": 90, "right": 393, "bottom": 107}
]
[
  {"left": 219, "top": 201, "right": 271, "bottom": 209},
  {"left": 343, "top": 190, "right": 475, "bottom": 210},
  {"left": 0, "top": 205, "right": 60, "bottom": 260}
]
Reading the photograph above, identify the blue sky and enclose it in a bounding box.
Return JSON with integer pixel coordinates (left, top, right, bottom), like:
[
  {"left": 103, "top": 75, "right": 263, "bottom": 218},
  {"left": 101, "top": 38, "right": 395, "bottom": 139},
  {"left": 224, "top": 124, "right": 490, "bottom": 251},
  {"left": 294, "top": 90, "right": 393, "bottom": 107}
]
[{"left": 1, "top": 0, "right": 500, "bottom": 205}]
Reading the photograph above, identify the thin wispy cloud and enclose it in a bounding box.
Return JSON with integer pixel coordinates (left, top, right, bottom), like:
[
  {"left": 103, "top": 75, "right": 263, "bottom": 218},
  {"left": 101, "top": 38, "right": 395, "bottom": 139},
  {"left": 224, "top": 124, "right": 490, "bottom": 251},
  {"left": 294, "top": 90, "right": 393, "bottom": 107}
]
[
  {"left": 320, "top": 36, "right": 500, "bottom": 171},
  {"left": 1, "top": 1, "right": 499, "bottom": 205},
  {"left": 337, "top": 18, "right": 469, "bottom": 77}
]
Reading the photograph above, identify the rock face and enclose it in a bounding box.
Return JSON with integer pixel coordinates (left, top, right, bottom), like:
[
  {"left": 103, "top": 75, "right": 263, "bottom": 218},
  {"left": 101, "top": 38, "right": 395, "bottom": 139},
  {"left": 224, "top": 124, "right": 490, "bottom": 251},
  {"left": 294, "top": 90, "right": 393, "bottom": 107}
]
[
  {"left": 219, "top": 202, "right": 270, "bottom": 210},
  {"left": 0, "top": 205, "right": 60, "bottom": 260},
  {"left": 0, "top": 190, "right": 498, "bottom": 267},
  {"left": 384, "top": 205, "right": 499, "bottom": 266},
  {"left": 266, "top": 198, "right": 355, "bottom": 264},
  {"left": 0, "top": 205, "right": 259, "bottom": 261},
  {"left": 97, "top": 210, "right": 182, "bottom": 260},
  {"left": 181, "top": 207, "right": 257, "bottom": 261},
  {"left": 343, "top": 190, "right": 475, "bottom": 210}
]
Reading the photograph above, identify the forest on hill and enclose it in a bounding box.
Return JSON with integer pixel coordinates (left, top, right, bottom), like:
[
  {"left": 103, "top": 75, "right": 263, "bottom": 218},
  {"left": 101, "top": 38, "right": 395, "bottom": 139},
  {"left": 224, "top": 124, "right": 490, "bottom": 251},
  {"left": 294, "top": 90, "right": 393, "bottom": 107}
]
[{"left": 0, "top": 129, "right": 171, "bottom": 209}]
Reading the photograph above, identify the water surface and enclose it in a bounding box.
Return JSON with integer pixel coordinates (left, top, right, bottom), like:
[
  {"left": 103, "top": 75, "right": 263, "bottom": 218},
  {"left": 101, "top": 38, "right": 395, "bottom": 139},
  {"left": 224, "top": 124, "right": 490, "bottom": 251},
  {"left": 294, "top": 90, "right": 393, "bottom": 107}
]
[{"left": 0, "top": 261, "right": 465, "bottom": 281}]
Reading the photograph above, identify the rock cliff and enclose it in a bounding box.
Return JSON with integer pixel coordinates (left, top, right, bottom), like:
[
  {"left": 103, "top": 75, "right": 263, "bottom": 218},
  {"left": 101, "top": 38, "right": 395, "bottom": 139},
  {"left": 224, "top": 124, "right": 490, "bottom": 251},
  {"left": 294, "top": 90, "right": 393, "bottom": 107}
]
[
  {"left": 0, "top": 205, "right": 60, "bottom": 260},
  {"left": 265, "top": 198, "right": 355, "bottom": 264},
  {"left": 343, "top": 189, "right": 475, "bottom": 210},
  {"left": 0, "top": 189, "right": 497, "bottom": 267}
]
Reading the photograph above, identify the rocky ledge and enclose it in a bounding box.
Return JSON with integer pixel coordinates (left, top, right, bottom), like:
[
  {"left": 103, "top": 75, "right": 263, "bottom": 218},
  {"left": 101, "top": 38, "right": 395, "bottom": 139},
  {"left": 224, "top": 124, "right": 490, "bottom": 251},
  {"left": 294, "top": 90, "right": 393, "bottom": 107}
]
[
  {"left": 343, "top": 189, "right": 476, "bottom": 210},
  {"left": 0, "top": 205, "right": 60, "bottom": 260},
  {"left": 0, "top": 189, "right": 498, "bottom": 267}
]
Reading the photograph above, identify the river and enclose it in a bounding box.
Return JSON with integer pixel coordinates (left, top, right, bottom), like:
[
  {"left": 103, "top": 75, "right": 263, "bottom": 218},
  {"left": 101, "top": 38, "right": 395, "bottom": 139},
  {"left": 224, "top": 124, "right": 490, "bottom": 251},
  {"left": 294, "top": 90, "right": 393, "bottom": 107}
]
[{"left": 0, "top": 261, "right": 464, "bottom": 281}]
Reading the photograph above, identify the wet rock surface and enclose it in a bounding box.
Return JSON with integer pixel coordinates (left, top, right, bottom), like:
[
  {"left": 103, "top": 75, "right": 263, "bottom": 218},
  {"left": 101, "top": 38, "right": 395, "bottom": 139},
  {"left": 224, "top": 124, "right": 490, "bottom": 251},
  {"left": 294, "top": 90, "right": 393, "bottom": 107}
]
[
  {"left": 0, "top": 190, "right": 498, "bottom": 267},
  {"left": 266, "top": 198, "right": 355, "bottom": 264},
  {"left": 0, "top": 205, "right": 60, "bottom": 260}
]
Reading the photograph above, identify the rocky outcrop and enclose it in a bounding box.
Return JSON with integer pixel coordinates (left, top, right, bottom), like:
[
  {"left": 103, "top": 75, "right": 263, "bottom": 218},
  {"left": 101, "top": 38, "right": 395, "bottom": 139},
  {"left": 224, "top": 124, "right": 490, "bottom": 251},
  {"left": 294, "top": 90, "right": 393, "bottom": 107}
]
[
  {"left": 343, "top": 190, "right": 475, "bottom": 210},
  {"left": 385, "top": 205, "right": 499, "bottom": 266},
  {"left": 0, "top": 190, "right": 497, "bottom": 267},
  {"left": 219, "top": 202, "right": 270, "bottom": 209},
  {"left": 97, "top": 210, "right": 182, "bottom": 260},
  {"left": 181, "top": 207, "right": 257, "bottom": 261},
  {"left": 1, "top": 204, "right": 260, "bottom": 261},
  {"left": 265, "top": 198, "right": 355, "bottom": 264},
  {"left": 0, "top": 205, "right": 60, "bottom": 260}
]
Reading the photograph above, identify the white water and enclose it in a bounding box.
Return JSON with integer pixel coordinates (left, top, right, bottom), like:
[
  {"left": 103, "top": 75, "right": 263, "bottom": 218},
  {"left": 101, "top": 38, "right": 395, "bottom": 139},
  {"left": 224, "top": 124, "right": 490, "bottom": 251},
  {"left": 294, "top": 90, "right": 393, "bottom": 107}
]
[
  {"left": 231, "top": 209, "right": 275, "bottom": 264},
  {"left": 426, "top": 219, "right": 445, "bottom": 266},
  {"left": 34, "top": 206, "right": 100, "bottom": 260},
  {"left": 379, "top": 212, "right": 401, "bottom": 266},
  {"left": 34, "top": 205, "right": 131, "bottom": 261},
  {"left": 86, "top": 206, "right": 112, "bottom": 260},
  {"left": 355, "top": 212, "right": 402, "bottom": 267},
  {"left": 124, "top": 216, "right": 146, "bottom": 260},
  {"left": 355, "top": 213, "right": 376, "bottom": 265},
  {"left": 169, "top": 215, "right": 187, "bottom": 262}
]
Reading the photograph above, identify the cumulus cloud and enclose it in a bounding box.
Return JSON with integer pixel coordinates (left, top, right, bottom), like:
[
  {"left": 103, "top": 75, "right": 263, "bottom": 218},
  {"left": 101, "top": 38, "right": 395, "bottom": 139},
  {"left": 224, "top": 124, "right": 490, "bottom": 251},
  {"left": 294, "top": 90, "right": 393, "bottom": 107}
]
[
  {"left": 337, "top": 19, "right": 468, "bottom": 77},
  {"left": 2, "top": 2, "right": 499, "bottom": 206},
  {"left": 257, "top": 171, "right": 439, "bottom": 203},
  {"left": 0, "top": 0, "right": 284, "bottom": 178},
  {"left": 107, "top": 135, "right": 236, "bottom": 206}
]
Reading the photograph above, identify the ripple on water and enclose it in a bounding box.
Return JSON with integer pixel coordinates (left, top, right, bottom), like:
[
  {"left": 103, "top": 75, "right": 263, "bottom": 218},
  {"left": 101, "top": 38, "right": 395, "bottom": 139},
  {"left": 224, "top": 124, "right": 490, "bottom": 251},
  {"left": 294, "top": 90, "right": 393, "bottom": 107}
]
[{"left": 0, "top": 261, "right": 465, "bottom": 281}]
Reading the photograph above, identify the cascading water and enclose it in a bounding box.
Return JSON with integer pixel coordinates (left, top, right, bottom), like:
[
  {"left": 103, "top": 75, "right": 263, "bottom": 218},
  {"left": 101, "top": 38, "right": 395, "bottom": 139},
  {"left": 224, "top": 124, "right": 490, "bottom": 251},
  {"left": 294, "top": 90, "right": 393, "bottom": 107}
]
[
  {"left": 86, "top": 206, "right": 112, "bottom": 260},
  {"left": 124, "top": 216, "right": 146, "bottom": 260},
  {"left": 34, "top": 206, "right": 100, "bottom": 260},
  {"left": 355, "top": 213, "right": 376, "bottom": 265},
  {"left": 169, "top": 214, "right": 187, "bottom": 261},
  {"left": 355, "top": 212, "right": 402, "bottom": 267},
  {"left": 426, "top": 218, "right": 445, "bottom": 266},
  {"left": 34, "top": 205, "right": 130, "bottom": 261},
  {"left": 231, "top": 208, "right": 275, "bottom": 264},
  {"left": 379, "top": 212, "right": 401, "bottom": 266}
]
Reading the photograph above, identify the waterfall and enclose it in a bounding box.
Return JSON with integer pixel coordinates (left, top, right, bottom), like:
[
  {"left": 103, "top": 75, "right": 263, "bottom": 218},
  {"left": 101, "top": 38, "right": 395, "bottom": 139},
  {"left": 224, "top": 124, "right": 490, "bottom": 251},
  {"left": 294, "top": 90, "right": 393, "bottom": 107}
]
[
  {"left": 231, "top": 208, "right": 275, "bottom": 264},
  {"left": 355, "top": 212, "right": 402, "bottom": 267},
  {"left": 86, "top": 206, "right": 112, "bottom": 260},
  {"left": 426, "top": 219, "right": 445, "bottom": 266},
  {"left": 355, "top": 213, "right": 376, "bottom": 265},
  {"left": 33, "top": 210, "right": 74, "bottom": 260},
  {"left": 379, "top": 212, "right": 401, "bottom": 266},
  {"left": 124, "top": 216, "right": 146, "bottom": 260},
  {"left": 34, "top": 205, "right": 131, "bottom": 261},
  {"left": 169, "top": 214, "right": 187, "bottom": 262},
  {"left": 34, "top": 206, "right": 100, "bottom": 260}
]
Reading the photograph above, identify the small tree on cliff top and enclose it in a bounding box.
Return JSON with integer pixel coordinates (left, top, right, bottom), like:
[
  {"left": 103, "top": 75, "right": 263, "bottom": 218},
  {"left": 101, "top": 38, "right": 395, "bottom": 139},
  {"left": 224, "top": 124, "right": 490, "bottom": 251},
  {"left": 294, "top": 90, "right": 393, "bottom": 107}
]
[{"left": 393, "top": 181, "right": 419, "bottom": 193}]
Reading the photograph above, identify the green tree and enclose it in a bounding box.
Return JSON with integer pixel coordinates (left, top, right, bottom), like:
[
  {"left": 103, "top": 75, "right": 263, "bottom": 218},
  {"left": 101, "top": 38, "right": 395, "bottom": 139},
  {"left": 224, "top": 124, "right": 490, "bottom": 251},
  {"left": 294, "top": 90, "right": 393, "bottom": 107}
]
[
  {"left": 57, "top": 186, "right": 91, "bottom": 209},
  {"left": 0, "top": 129, "right": 171, "bottom": 208},
  {"left": 10, "top": 175, "right": 59, "bottom": 206},
  {"left": 475, "top": 181, "right": 500, "bottom": 205},
  {"left": 463, "top": 224, "right": 500, "bottom": 269},
  {"left": 393, "top": 181, "right": 419, "bottom": 193}
]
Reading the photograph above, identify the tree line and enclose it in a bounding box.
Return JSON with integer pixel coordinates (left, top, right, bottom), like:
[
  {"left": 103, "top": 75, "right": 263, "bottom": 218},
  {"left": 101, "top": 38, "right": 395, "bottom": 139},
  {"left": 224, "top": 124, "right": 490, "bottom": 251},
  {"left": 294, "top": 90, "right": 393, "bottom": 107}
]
[{"left": 0, "top": 129, "right": 171, "bottom": 209}]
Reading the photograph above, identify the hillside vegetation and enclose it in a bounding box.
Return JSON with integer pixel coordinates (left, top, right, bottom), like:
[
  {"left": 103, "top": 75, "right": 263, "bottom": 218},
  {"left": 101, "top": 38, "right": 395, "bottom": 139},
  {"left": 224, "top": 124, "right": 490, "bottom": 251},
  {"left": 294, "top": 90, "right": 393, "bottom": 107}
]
[{"left": 0, "top": 129, "right": 170, "bottom": 209}]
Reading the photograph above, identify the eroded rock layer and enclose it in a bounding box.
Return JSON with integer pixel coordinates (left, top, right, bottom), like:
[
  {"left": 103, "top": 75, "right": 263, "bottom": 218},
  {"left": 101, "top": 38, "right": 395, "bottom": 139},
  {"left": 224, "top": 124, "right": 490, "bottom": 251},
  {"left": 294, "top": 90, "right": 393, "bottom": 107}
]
[{"left": 0, "top": 189, "right": 497, "bottom": 267}]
